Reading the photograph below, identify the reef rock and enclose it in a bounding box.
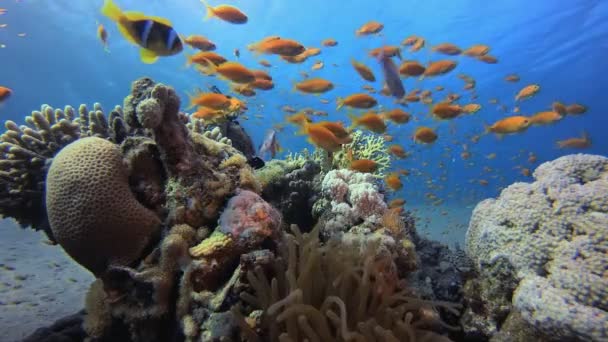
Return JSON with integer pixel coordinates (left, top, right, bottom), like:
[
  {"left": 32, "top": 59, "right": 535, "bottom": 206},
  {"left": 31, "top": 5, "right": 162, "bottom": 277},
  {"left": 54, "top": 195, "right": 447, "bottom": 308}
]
[
  {"left": 46, "top": 137, "right": 162, "bottom": 276},
  {"left": 464, "top": 154, "right": 608, "bottom": 341}
]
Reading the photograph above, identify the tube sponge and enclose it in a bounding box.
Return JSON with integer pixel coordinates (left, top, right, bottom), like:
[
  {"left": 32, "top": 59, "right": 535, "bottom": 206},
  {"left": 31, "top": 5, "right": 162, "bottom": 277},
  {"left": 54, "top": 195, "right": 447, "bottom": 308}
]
[{"left": 45, "top": 137, "right": 161, "bottom": 276}]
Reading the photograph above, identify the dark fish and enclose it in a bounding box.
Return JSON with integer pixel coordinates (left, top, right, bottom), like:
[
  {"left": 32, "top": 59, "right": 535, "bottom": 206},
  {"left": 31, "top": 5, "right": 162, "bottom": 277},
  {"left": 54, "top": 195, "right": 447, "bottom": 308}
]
[
  {"left": 378, "top": 52, "right": 405, "bottom": 98},
  {"left": 101, "top": 0, "right": 183, "bottom": 64},
  {"left": 258, "top": 129, "right": 282, "bottom": 159}
]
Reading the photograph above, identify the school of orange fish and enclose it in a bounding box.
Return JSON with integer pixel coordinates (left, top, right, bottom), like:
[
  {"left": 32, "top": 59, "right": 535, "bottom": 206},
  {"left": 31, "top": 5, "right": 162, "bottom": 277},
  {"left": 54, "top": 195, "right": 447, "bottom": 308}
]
[{"left": 0, "top": 1, "right": 593, "bottom": 233}]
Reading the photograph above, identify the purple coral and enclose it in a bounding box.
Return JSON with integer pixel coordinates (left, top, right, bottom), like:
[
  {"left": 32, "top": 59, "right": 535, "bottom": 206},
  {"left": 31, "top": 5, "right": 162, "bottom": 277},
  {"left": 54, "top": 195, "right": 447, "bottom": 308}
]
[{"left": 218, "top": 189, "right": 282, "bottom": 245}]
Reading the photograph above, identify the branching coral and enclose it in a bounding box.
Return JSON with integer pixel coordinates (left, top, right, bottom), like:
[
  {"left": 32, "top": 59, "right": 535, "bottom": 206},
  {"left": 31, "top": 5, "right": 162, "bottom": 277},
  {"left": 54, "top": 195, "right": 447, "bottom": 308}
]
[
  {"left": 236, "top": 225, "right": 460, "bottom": 341},
  {"left": 335, "top": 130, "right": 391, "bottom": 177}
]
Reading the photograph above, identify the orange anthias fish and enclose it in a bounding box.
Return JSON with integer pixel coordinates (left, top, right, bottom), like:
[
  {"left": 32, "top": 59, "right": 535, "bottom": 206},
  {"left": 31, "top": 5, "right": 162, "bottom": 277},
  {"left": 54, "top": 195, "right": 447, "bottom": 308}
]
[
  {"left": 250, "top": 78, "right": 274, "bottom": 90},
  {"left": 462, "top": 103, "right": 481, "bottom": 114},
  {"left": 286, "top": 111, "right": 312, "bottom": 126},
  {"left": 232, "top": 84, "right": 256, "bottom": 97},
  {"left": 337, "top": 93, "right": 377, "bottom": 110},
  {"left": 389, "top": 198, "right": 406, "bottom": 208},
  {"left": 356, "top": 21, "right": 384, "bottom": 36},
  {"left": 556, "top": 132, "right": 591, "bottom": 149},
  {"left": 302, "top": 122, "right": 349, "bottom": 152},
  {"left": 369, "top": 46, "right": 402, "bottom": 59},
  {"left": 187, "top": 91, "right": 231, "bottom": 110},
  {"left": 383, "top": 109, "right": 411, "bottom": 124},
  {"left": 315, "top": 121, "right": 351, "bottom": 140},
  {"left": 552, "top": 101, "right": 567, "bottom": 115},
  {"left": 0, "top": 86, "right": 12, "bottom": 103},
  {"left": 349, "top": 111, "right": 387, "bottom": 133},
  {"left": 191, "top": 107, "right": 223, "bottom": 121},
  {"left": 202, "top": 61, "right": 255, "bottom": 83},
  {"left": 505, "top": 74, "right": 520, "bottom": 82},
  {"left": 410, "top": 37, "right": 425, "bottom": 52},
  {"left": 477, "top": 55, "right": 498, "bottom": 64},
  {"left": 251, "top": 69, "right": 272, "bottom": 81},
  {"left": 351, "top": 59, "right": 376, "bottom": 82},
  {"left": 565, "top": 103, "right": 587, "bottom": 115},
  {"left": 322, "top": 38, "right": 338, "bottom": 47},
  {"left": 463, "top": 44, "right": 490, "bottom": 57},
  {"left": 529, "top": 111, "right": 562, "bottom": 125},
  {"left": 249, "top": 37, "right": 305, "bottom": 56},
  {"left": 515, "top": 84, "right": 540, "bottom": 101},
  {"left": 201, "top": 0, "right": 248, "bottom": 24},
  {"left": 423, "top": 60, "right": 457, "bottom": 77},
  {"left": 413, "top": 127, "right": 438, "bottom": 144},
  {"left": 295, "top": 78, "right": 334, "bottom": 94},
  {"left": 432, "top": 43, "right": 461, "bottom": 55},
  {"left": 183, "top": 35, "right": 216, "bottom": 51},
  {"left": 388, "top": 145, "right": 408, "bottom": 158},
  {"left": 96, "top": 22, "right": 110, "bottom": 52},
  {"left": 432, "top": 103, "right": 462, "bottom": 120},
  {"left": 187, "top": 51, "right": 227, "bottom": 67},
  {"left": 399, "top": 61, "right": 426, "bottom": 77},
  {"left": 486, "top": 116, "right": 531, "bottom": 134},
  {"left": 385, "top": 173, "right": 403, "bottom": 191},
  {"left": 346, "top": 149, "right": 378, "bottom": 173}
]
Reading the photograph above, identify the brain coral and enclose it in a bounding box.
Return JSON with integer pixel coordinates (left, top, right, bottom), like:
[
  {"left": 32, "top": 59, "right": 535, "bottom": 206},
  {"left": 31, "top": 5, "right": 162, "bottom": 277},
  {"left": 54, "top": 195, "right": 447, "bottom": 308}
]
[
  {"left": 46, "top": 137, "right": 161, "bottom": 276},
  {"left": 465, "top": 154, "right": 608, "bottom": 341}
]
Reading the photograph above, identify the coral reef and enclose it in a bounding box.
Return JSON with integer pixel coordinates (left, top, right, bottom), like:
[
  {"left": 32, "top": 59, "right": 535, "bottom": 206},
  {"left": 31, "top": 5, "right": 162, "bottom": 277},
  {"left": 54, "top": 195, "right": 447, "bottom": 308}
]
[
  {"left": 463, "top": 154, "right": 608, "bottom": 341},
  {"left": 236, "top": 225, "right": 460, "bottom": 341},
  {"left": 335, "top": 130, "right": 391, "bottom": 176},
  {"left": 257, "top": 160, "right": 321, "bottom": 230},
  {"left": 46, "top": 137, "right": 162, "bottom": 276}
]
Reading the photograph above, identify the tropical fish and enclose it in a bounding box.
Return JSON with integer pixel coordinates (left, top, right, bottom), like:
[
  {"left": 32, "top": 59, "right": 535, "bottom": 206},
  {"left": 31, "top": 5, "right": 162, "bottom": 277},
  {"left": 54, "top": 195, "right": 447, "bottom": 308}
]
[
  {"left": 413, "top": 127, "right": 438, "bottom": 144},
  {"left": 234, "top": 48, "right": 240, "bottom": 58},
  {"left": 286, "top": 112, "right": 312, "bottom": 126},
  {"left": 486, "top": 116, "right": 531, "bottom": 134},
  {"left": 186, "top": 51, "right": 226, "bottom": 66},
  {"left": 385, "top": 173, "right": 403, "bottom": 190},
  {"left": 301, "top": 122, "right": 348, "bottom": 152},
  {"left": 312, "top": 61, "right": 324, "bottom": 70},
  {"left": 388, "top": 145, "right": 408, "bottom": 158},
  {"left": 423, "top": 60, "right": 457, "bottom": 77},
  {"left": 504, "top": 74, "right": 520, "bottom": 82},
  {"left": 258, "top": 129, "right": 282, "bottom": 159},
  {"left": 410, "top": 37, "right": 425, "bottom": 52},
  {"left": 382, "top": 109, "right": 410, "bottom": 124},
  {"left": 337, "top": 93, "right": 377, "bottom": 110},
  {"left": 250, "top": 78, "right": 274, "bottom": 90},
  {"left": 378, "top": 52, "right": 405, "bottom": 98},
  {"left": 183, "top": 35, "right": 216, "bottom": 51},
  {"left": 552, "top": 101, "right": 567, "bottom": 115},
  {"left": 369, "top": 46, "right": 402, "bottom": 59},
  {"left": 356, "top": 21, "right": 384, "bottom": 36},
  {"left": 401, "top": 35, "right": 418, "bottom": 46},
  {"left": 251, "top": 70, "right": 272, "bottom": 81},
  {"left": 232, "top": 84, "right": 256, "bottom": 97},
  {"left": 0, "top": 86, "right": 12, "bottom": 103},
  {"left": 200, "top": 61, "right": 255, "bottom": 83},
  {"left": 351, "top": 59, "right": 376, "bottom": 82},
  {"left": 432, "top": 43, "right": 461, "bottom": 55},
  {"left": 389, "top": 198, "right": 406, "bottom": 208},
  {"left": 101, "top": 0, "right": 183, "bottom": 64},
  {"left": 399, "top": 60, "right": 426, "bottom": 77},
  {"left": 529, "top": 111, "right": 562, "bottom": 125},
  {"left": 187, "top": 91, "right": 231, "bottom": 110},
  {"left": 463, "top": 44, "right": 490, "bottom": 57},
  {"left": 515, "top": 84, "right": 540, "bottom": 101},
  {"left": 565, "top": 103, "right": 587, "bottom": 115},
  {"left": 295, "top": 78, "right": 334, "bottom": 94},
  {"left": 462, "top": 103, "right": 481, "bottom": 114},
  {"left": 259, "top": 60, "right": 272, "bottom": 67},
  {"left": 201, "top": 0, "right": 248, "bottom": 24},
  {"left": 349, "top": 111, "right": 387, "bottom": 133},
  {"left": 477, "top": 55, "right": 498, "bottom": 64},
  {"left": 322, "top": 38, "right": 338, "bottom": 47},
  {"left": 432, "top": 103, "right": 462, "bottom": 120},
  {"left": 349, "top": 157, "right": 378, "bottom": 173},
  {"left": 556, "top": 132, "right": 591, "bottom": 149},
  {"left": 249, "top": 37, "right": 305, "bottom": 56},
  {"left": 97, "top": 22, "right": 110, "bottom": 52}
]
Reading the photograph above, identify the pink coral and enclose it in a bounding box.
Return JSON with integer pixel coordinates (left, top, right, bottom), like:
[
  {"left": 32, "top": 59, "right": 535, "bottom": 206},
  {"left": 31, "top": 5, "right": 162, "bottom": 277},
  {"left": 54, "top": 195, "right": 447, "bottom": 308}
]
[{"left": 218, "top": 189, "right": 282, "bottom": 244}]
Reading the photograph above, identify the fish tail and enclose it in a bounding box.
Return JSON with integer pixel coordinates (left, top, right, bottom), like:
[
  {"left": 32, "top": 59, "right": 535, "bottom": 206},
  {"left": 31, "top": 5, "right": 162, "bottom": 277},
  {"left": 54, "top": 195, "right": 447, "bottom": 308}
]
[
  {"left": 101, "top": 0, "right": 123, "bottom": 22},
  {"left": 336, "top": 97, "right": 344, "bottom": 110},
  {"left": 201, "top": 0, "right": 214, "bottom": 20}
]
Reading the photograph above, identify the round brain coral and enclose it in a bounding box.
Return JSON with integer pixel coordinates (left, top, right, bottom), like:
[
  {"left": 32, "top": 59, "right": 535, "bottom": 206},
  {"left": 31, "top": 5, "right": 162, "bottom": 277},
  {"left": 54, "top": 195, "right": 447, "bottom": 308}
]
[{"left": 46, "top": 137, "right": 161, "bottom": 276}]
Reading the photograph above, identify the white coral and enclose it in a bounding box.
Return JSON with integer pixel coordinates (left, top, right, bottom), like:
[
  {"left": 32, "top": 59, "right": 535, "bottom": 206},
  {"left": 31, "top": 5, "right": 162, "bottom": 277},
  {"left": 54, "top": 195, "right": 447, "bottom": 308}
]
[{"left": 466, "top": 154, "right": 608, "bottom": 341}]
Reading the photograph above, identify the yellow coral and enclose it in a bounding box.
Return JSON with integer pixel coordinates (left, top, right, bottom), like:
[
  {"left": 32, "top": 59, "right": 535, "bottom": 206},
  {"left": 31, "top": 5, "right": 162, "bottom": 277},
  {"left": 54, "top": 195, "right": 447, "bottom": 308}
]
[
  {"left": 239, "top": 167, "right": 262, "bottom": 193},
  {"left": 337, "top": 130, "right": 391, "bottom": 176},
  {"left": 219, "top": 154, "right": 247, "bottom": 170},
  {"left": 189, "top": 231, "right": 233, "bottom": 258}
]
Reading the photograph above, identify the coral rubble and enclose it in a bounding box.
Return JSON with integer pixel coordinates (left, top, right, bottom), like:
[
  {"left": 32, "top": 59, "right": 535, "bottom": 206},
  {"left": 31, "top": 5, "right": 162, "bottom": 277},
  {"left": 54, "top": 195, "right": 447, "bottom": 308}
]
[{"left": 463, "top": 154, "right": 608, "bottom": 341}]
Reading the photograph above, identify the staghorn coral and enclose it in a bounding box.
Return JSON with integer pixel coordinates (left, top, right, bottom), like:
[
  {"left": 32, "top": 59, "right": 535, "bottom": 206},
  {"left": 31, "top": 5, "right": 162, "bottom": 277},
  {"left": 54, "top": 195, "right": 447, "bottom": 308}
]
[
  {"left": 464, "top": 154, "right": 608, "bottom": 341},
  {"left": 334, "top": 130, "right": 391, "bottom": 177},
  {"left": 236, "top": 225, "right": 460, "bottom": 341},
  {"left": 46, "top": 137, "right": 162, "bottom": 276}
]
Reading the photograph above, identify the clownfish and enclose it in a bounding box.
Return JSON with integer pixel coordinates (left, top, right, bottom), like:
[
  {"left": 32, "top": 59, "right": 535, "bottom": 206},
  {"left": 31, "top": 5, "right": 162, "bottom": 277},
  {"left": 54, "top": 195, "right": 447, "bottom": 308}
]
[{"left": 101, "top": 0, "right": 183, "bottom": 64}]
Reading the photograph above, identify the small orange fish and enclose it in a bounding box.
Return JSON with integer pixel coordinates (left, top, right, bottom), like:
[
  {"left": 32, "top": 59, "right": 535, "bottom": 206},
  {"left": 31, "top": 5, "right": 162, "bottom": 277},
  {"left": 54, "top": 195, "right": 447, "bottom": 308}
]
[
  {"left": 356, "top": 21, "right": 384, "bottom": 36},
  {"left": 388, "top": 144, "right": 408, "bottom": 158},
  {"left": 388, "top": 198, "right": 406, "bottom": 208},
  {"left": 315, "top": 121, "right": 351, "bottom": 140},
  {"left": 529, "top": 111, "right": 562, "bottom": 125},
  {"left": 369, "top": 46, "right": 402, "bottom": 59},
  {"left": 187, "top": 92, "right": 231, "bottom": 110},
  {"left": 486, "top": 116, "right": 531, "bottom": 134},
  {"left": 201, "top": 0, "right": 248, "bottom": 24},
  {"left": 413, "top": 127, "right": 438, "bottom": 144},
  {"left": 187, "top": 51, "right": 227, "bottom": 66},
  {"left": 322, "top": 38, "right": 338, "bottom": 47},
  {"left": 305, "top": 47, "right": 321, "bottom": 56},
  {"left": 552, "top": 101, "right": 567, "bottom": 115},
  {"left": 295, "top": 78, "right": 334, "bottom": 94},
  {"left": 302, "top": 122, "right": 349, "bottom": 152},
  {"left": 462, "top": 103, "right": 481, "bottom": 114},
  {"left": 350, "top": 158, "right": 378, "bottom": 173},
  {"left": 423, "top": 60, "right": 457, "bottom": 77},
  {"left": 201, "top": 61, "right": 255, "bottom": 84},
  {"left": 232, "top": 84, "right": 256, "bottom": 97},
  {"left": 250, "top": 78, "right": 274, "bottom": 90},
  {"left": 399, "top": 60, "right": 426, "bottom": 77},
  {"left": 286, "top": 112, "right": 312, "bottom": 126},
  {"left": 463, "top": 44, "right": 490, "bottom": 57},
  {"left": 183, "top": 35, "right": 216, "bottom": 51},
  {"left": 556, "top": 132, "right": 591, "bottom": 149},
  {"left": 410, "top": 37, "right": 425, "bottom": 52},
  {"left": 385, "top": 173, "right": 403, "bottom": 191},
  {"left": 477, "top": 55, "right": 498, "bottom": 64},
  {"left": 478, "top": 179, "right": 489, "bottom": 186},
  {"left": 0, "top": 86, "right": 12, "bottom": 103},
  {"left": 250, "top": 37, "right": 305, "bottom": 56},
  {"left": 435, "top": 85, "right": 444, "bottom": 91},
  {"left": 401, "top": 35, "right": 418, "bottom": 46},
  {"left": 349, "top": 112, "right": 387, "bottom": 133},
  {"left": 96, "top": 22, "right": 109, "bottom": 52},
  {"left": 259, "top": 60, "right": 272, "bottom": 67},
  {"left": 383, "top": 109, "right": 411, "bottom": 124},
  {"left": 504, "top": 74, "right": 520, "bottom": 82},
  {"left": 251, "top": 70, "right": 272, "bottom": 81},
  {"left": 312, "top": 61, "right": 324, "bottom": 70},
  {"left": 432, "top": 103, "right": 462, "bottom": 120},
  {"left": 432, "top": 43, "right": 461, "bottom": 55},
  {"left": 515, "top": 84, "right": 540, "bottom": 101},
  {"left": 281, "top": 105, "right": 297, "bottom": 113},
  {"left": 351, "top": 59, "right": 376, "bottom": 82},
  {"left": 337, "top": 93, "right": 377, "bottom": 110},
  {"left": 565, "top": 103, "right": 587, "bottom": 115},
  {"left": 192, "top": 106, "right": 223, "bottom": 121},
  {"left": 521, "top": 168, "right": 531, "bottom": 177}
]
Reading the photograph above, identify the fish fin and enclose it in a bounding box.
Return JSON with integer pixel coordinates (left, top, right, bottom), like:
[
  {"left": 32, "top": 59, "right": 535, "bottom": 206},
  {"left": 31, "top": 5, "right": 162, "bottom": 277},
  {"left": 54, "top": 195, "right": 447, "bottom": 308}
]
[
  {"left": 201, "top": 0, "right": 214, "bottom": 20},
  {"left": 336, "top": 97, "right": 344, "bottom": 110},
  {"left": 123, "top": 11, "right": 173, "bottom": 27},
  {"left": 101, "top": 0, "right": 123, "bottom": 22},
  {"left": 140, "top": 48, "right": 159, "bottom": 64}
]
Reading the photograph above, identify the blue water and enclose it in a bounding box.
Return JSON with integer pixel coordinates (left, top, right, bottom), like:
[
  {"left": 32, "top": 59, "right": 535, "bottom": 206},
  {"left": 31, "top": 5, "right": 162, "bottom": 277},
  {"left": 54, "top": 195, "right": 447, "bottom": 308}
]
[{"left": 1, "top": 0, "right": 607, "bottom": 243}]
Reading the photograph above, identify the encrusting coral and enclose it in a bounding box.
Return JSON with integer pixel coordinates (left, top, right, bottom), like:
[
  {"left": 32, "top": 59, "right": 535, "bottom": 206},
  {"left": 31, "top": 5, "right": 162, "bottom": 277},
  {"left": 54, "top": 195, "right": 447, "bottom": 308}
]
[
  {"left": 46, "top": 137, "right": 162, "bottom": 276},
  {"left": 235, "top": 225, "right": 460, "bottom": 341},
  {"left": 464, "top": 154, "right": 608, "bottom": 341}
]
